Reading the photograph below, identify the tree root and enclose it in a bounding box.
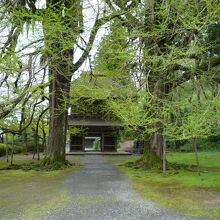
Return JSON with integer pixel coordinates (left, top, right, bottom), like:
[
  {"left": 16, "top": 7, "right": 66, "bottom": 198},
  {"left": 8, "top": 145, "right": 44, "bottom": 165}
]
[{"left": 40, "top": 156, "right": 72, "bottom": 170}]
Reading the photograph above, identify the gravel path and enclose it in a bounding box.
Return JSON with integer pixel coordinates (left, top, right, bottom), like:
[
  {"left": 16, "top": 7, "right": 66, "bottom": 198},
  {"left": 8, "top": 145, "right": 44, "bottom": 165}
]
[{"left": 35, "top": 155, "right": 204, "bottom": 220}]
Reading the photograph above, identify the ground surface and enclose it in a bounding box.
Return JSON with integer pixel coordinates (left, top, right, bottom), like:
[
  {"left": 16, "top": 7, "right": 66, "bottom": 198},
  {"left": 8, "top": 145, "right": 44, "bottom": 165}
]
[
  {"left": 0, "top": 154, "right": 215, "bottom": 220},
  {"left": 109, "top": 154, "right": 220, "bottom": 218},
  {"left": 34, "top": 155, "right": 202, "bottom": 220},
  {"left": 0, "top": 155, "right": 74, "bottom": 220}
]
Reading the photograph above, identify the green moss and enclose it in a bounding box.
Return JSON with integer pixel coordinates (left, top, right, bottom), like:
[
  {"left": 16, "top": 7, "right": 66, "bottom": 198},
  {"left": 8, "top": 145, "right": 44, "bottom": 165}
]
[
  {"left": 40, "top": 156, "right": 72, "bottom": 170},
  {"left": 0, "top": 158, "right": 32, "bottom": 169},
  {"left": 24, "top": 192, "right": 71, "bottom": 219},
  {"left": 0, "top": 155, "right": 79, "bottom": 219},
  {"left": 0, "top": 155, "right": 74, "bottom": 171},
  {"left": 133, "top": 138, "right": 162, "bottom": 170},
  {"left": 134, "top": 147, "right": 162, "bottom": 170}
]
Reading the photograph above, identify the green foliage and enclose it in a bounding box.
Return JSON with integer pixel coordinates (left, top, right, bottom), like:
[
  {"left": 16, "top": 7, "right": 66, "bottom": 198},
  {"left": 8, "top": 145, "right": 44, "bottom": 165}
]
[
  {"left": 69, "top": 72, "right": 137, "bottom": 127},
  {"left": 70, "top": 72, "right": 136, "bottom": 99},
  {"left": 168, "top": 152, "right": 220, "bottom": 168},
  {"left": 1, "top": 157, "right": 73, "bottom": 171},
  {"left": 6, "top": 160, "right": 72, "bottom": 171},
  {"left": 92, "top": 1, "right": 220, "bottom": 165},
  {"left": 40, "top": 156, "right": 72, "bottom": 170},
  {"left": 1, "top": 0, "right": 220, "bottom": 162},
  {"left": 204, "top": 23, "right": 220, "bottom": 56},
  {"left": 0, "top": 143, "right": 24, "bottom": 157},
  {"left": 69, "top": 127, "right": 86, "bottom": 136},
  {"left": 171, "top": 138, "right": 220, "bottom": 152},
  {"left": 106, "top": 93, "right": 157, "bottom": 138},
  {"left": 94, "top": 21, "right": 133, "bottom": 84},
  {"left": 162, "top": 80, "right": 220, "bottom": 142}
]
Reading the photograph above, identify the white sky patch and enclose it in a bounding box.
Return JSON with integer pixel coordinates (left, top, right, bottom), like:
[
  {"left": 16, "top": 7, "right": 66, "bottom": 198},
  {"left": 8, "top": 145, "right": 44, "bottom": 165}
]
[{"left": 35, "top": 0, "right": 46, "bottom": 9}]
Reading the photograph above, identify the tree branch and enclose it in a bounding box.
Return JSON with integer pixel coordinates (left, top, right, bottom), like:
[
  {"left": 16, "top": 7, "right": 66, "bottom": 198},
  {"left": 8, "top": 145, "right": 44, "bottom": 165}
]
[
  {"left": 72, "top": 11, "right": 125, "bottom": 73},
  {"left": 0, "top": 56, "right": 33, "bottom": 119}
]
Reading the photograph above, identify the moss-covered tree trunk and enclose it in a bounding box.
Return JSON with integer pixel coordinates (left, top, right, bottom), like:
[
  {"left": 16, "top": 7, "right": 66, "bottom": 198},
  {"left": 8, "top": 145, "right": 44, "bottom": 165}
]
[
  {"left": 150, "top": 121, "right": 164, "bottom": 159},
  {"left": 140, "top": 1, "right": 169, "bottom": 168},
  {"left": 137, "top": 134, "right": 162, "bottom": 169},
  {"left": 42, "top": 0, "right": 80, "bottom": 162},
  {"left": 47, "top": 66, "right": 71, "bottom": 159}
]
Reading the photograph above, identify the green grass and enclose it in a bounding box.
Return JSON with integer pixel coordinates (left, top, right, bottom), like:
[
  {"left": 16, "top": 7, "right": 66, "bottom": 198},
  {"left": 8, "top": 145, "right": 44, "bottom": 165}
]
[
  {"left": 0, "top": 158, "right": 33, "bottom": 169},
  {"left": 168, "top": 151, "right": 220, "bottom": 168},
  {"left": 0, "top": 154, "right": 79, "bottom": 219},
  {"left": 109, "top": 152, "right": 220, "bottom": 218}
]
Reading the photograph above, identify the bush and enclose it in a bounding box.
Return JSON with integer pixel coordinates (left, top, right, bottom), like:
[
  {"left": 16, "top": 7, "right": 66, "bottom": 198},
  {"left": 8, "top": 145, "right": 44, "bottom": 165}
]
[
  {"left": 0, "top": 143, "right": 24, "bottom": 157},
  {"left": 197, "top": 139, "right": 220, "bottom": 151},
  {"left": 168, "top": 137, "right": 220, "bottom": 152},
  {"left": 179, "top": 142, "right": 193, "bottom": 152},
  {"left": 40, "top": 156, "right": 72, "bottom": 170}
]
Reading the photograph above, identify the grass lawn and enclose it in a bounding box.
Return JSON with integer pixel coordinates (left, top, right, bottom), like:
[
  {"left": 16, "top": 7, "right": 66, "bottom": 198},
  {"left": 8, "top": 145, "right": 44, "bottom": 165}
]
[
  {"left": 168, "top": 151, "right": 220, "bottom": 168},
  {"left": 109, "top": 152, "right": 220, "bottom": 218},
  {"left": 0, "top": 154, "right": 78, "bottom": 219}
]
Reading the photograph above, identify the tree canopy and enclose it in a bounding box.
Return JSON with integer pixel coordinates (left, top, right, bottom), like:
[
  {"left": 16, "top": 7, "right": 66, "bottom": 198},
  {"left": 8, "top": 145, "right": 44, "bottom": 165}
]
[{"left": 0, "top": 0, "right": 219, "bottom": 167}]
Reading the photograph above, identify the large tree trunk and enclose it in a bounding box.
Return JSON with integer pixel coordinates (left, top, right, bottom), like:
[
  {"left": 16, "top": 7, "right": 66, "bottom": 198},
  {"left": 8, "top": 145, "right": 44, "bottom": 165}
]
[
  {"left": 140, "top": 108, "right": 166, "bottom": 169},
  {"left": 136, "top": 134, "right": 162, "bottom": 169},
  {"left": 141, "top": 80, "right": 168, "bottom": 168},
  {"left": 147, "top": 82, "right": 170, "bottom": 166},
  {"left": 46, "top": 52, "right": 72, "bottom": 160},
  {"left": 140, "top": 0, "right": 170, "bottom": 168},
  {"left": 43, "top": 0, "right": 78, "bottom": 161},
  {"left": 42, "top": 0, "right": 108, "bottom": 162},
  {"left": 150, "top": 132, "right": 163, "bottom": 158},
  {"left": 47, "top": 72, "right": 66, "bottom": 158}
]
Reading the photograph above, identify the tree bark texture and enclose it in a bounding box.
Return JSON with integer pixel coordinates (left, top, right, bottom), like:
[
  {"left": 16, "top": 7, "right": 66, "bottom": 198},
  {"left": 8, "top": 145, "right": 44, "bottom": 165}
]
[
  {"left": 43, "top": 0, "right": 79, "bottom": 159},
  {"left": 137, "top": 134, "right": 162, "bottom": 169}
]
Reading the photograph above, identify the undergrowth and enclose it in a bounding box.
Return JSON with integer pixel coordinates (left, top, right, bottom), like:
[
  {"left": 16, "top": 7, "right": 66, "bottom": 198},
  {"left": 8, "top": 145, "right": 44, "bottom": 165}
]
[{"left": 0, "top": 158, "right": 74, "bottom": 171}]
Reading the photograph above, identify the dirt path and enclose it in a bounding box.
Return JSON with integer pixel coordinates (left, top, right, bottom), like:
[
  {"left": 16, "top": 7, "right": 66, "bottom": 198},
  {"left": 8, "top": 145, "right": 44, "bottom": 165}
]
[{"left": 35, "top": 155, "right": 203, "bottom": 220}]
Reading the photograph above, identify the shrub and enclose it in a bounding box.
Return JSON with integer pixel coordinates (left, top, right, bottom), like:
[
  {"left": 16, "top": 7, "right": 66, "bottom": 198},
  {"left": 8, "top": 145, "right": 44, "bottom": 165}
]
[
  {"left": 168, "top": 137, "right": 220, "bottom": 152},
  {"left": 40, "top": 156, "right": 72, "bottom": 170},
  {"left": 0, "top": 143, "right": 24, "bottom": 157}
]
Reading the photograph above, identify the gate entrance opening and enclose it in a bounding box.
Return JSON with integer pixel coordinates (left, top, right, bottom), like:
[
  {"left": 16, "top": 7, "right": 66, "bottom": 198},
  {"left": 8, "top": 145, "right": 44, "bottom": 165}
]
[
  {"left": 69, "top": 132, "right": 117, "bottom": 152},
  {"left": 84, "top": 136, "right": 101, "bottom": 152}
]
